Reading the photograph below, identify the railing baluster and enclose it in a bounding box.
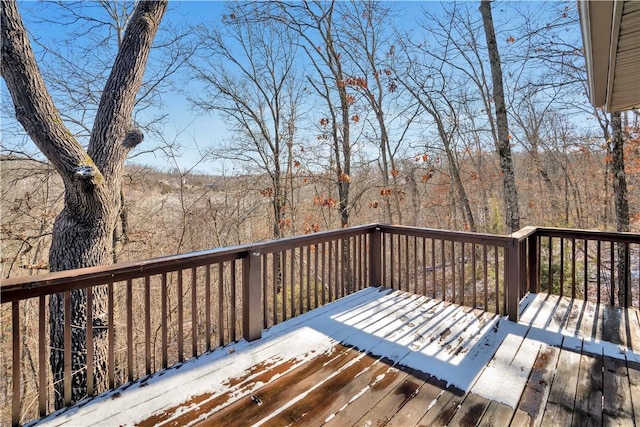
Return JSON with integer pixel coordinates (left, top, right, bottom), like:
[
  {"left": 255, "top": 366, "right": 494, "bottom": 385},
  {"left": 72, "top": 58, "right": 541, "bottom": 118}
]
[
  {"left": 351, "top": 236, "right": 356, "bottom": 292},
  {"left": 460, "top": 242, "right": 465, "bottom": 306},
  {"left": 272, "top": 254, "right": 278, "bottom": 325},
  {"left": 571, "top": 238, "right": 576, "bottom": 299},
  {"left": 327, "top": 241, "right": 335, "bottom": 302},
  {"left": 282, "top": 252, "right": 288, "bottom": 321},
  {"left": 472, "top": 244, "right": 477, "bottom": 309},
  {"left": 306, "top": 245, "right": 311, "bottom": 311},
  {"left": 322, "top": 242, "right": 327, "bottom": 305},
  {"left": 109, "top": 282, "right": 116, "bottom": 384},
  {"left": 145, "top": 275, "right": 151, "bottom": 374},
  {"left": 495, "top": 246, "right": 500, "bottom": 314},
  {"left": 548, "top": 237, "right": 553, "bottom": 294},
  {"left": 431, "top": 238, "right": 436, "bottom": 299},
  {"left": 314, "top": 244, "right": 319, "bottom": 307},
  {"left": 413, "top": 236, "right": 418, "bottom": 295},
  {"left": 206, "top": 266, "right": 212, "bottom": 351},
  {"left": 299, "top": 246, "right": 304, "bottom": 315},
  {"left": 64, "top": 290, "right": 71, "bottom": 406},
  {"left": 340, "top": 239, "right": 346, "bottom": 296},
  {"left": 333, "top": 240, "right": 339, "bottom": 299},
  {"left": 127, "top": 279, "right": 134, "bottom": 381},
  {"left": 452, "top": 240, "right": 456, "bottom": 304},
  {"left": 161, "top": 274, "right": 168, "bottom": 368},
  {"left": 441, "top": 239, "right": 446, "bottom": 301},
  {"left": 583, "top": 240, "right": 588, "bottom": 300},
  {"left": 86, "top": 286, "right": 94, "bottom": 397},
  {"left": 177, "top": 271, "right": 184, "bottom": 363},
  {"left": 404, "top": 234, "right": 410, "bottom": 292},
  {"left": 39, "top": 296, "right": 46, "bottom": 417},
  {"left": 230, "top": 260, "right": 237, "bottom": 342},
  {"left": 610, "top": 241, "right": 615, "bottom": 307},
  {"left": 559, "top": 238, "right": 565, "bottom": 298},
  {"left": 422, "top": 237, "right": 427, "bottom": 296},
  {"left": 391, "top": 234, "right": 396, "bottom": 289},
  {"left": 483, "top": 245, "right": 488, "bottom": 310},
  {"left": 359, "top": 235, "right": 364, "bottom": 289},
  {"left": 191, "top": 267, "right": 198, "bottom": 358},
  {"left": 597, "top": 240, "right": 602, "bottom": 304},
  {"left": 12, "top": 301, "right": 21, "bottom": 427},
  {"left": 290, "top": 249, "right": 296, "bottom": 317},
  {"left": 624, "top": 243, "right": 630, "bottom": 307},
  {"left": 217, "top": 264, "right": 224, "bottom": 346}
]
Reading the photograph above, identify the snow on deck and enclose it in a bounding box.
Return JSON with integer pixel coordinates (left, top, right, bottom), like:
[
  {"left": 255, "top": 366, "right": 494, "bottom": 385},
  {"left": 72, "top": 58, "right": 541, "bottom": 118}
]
[{"left": 31, "top": 287, "right": 640, "bottom": 427}]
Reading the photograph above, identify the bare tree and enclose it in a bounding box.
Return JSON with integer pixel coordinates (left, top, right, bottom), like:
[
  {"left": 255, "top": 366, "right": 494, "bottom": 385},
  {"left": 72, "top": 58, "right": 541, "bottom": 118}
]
[
  {"left": 191, "top": 3, "right": 303, "bottom": 240},
  {"left": 397, "top": 46, "right": 477, "bottom": 232},
  {"left": 337, "top": 0, "right": 419, "bottom": 224},
  {"left": 479, "top": 0, "right": 520, "bottom": 232},
  {"left": 268, "top": 1, "right": 354, "bottom": 229},
  {"left": 1, "top": 0, "right": 168, "bottom": 407}
]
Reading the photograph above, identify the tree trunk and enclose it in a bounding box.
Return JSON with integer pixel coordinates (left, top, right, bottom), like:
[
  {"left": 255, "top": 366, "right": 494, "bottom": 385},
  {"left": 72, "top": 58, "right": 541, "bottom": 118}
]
[
  {"left": 2, "top": 0, "right": 167, "bottom": 408},
  {"left": 611, "top": 112, "right": 630, "bottom": 307},
  {"left": 479, "top": 0, "right": 520, "bottom": 232}
]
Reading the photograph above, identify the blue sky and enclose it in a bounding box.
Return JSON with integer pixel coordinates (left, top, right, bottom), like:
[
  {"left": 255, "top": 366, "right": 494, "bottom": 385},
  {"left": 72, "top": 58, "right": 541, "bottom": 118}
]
[{"left": 2, "top": 1, "right": 583, "bottom": 174}]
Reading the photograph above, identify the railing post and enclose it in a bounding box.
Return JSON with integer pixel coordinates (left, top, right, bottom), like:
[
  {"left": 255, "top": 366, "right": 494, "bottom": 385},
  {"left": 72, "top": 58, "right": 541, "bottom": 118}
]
[
  {"left": 507, "top": 237, "right": 521, "bottom": 322},
  {"left": 528, "top": 233, "right": 539, "bottom": 293},
  {"left": 243, "top": 251, "right": 262, "bottom": 341},
  {"left": 369, "top": 227, "right": 382, "bottom": 287}
]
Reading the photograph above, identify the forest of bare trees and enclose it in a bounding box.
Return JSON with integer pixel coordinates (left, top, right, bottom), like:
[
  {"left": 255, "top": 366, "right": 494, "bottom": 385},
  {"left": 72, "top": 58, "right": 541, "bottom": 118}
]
[{"left": 1, "top": 0, "right": 639, "bottom": 418}]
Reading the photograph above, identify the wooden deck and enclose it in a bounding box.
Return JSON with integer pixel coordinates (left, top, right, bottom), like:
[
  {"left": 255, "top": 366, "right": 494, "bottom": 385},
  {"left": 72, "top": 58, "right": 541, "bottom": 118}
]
[{"left": 34, "top": 287, "right": 640, "bottom": 427}]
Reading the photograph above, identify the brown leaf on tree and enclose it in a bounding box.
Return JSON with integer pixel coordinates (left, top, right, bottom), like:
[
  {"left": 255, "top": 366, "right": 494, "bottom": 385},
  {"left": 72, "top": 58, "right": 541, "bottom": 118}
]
[{"left": 339, "top": 173, "right": 351, "bottom": 182}]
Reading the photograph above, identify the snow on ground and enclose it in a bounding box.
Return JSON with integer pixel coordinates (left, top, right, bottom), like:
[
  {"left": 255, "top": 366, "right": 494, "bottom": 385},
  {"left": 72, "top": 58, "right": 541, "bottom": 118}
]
[{"left": 31, "top": 288, "right": 640, "bottom": 426}]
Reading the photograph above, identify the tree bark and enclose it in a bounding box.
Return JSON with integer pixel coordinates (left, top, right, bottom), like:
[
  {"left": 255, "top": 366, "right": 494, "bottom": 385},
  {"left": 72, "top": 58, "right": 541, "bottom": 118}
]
[
  {"left": 479, "top": 0, "right": 520, "bottom": 232},
  {"left": 611, "top": 112, "right": 630, "bottom": 307},
  {"left": 2, "top": 0, "right": 167, "bottom": 407}
]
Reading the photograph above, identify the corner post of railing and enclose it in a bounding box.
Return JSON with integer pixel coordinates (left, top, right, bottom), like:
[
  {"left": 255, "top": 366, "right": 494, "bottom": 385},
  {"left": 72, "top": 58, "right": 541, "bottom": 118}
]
[
  {"left": 506, "top": 236, "right": 522, "bottom": 322},
  {"left": 369, "top": 226, "right": 382, "bottom": 287},
  {"left": 528, "top": 230, "right": 540, "bottom": 293},
  {"left": 242, "top": 250, "right": 262, "bottom": 341}
]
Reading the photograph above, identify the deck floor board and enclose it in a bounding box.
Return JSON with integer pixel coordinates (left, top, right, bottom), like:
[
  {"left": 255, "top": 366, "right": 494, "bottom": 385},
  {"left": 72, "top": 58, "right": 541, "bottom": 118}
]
[{"left": 33, "top": 289, "right": 640, "bottom": 427}]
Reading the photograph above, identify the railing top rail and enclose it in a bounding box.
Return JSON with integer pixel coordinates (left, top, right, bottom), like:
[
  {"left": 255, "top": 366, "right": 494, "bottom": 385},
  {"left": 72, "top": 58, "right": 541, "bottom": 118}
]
[
  {"left": 0, "top": 224, "right": 378, "bottom": 303},
  {"left": 378, "top": 224, "right": 512, "bottom": 247},
  {"left": 532, "top": 227, "right": 640, "bottom": 243},
  {"left": 3, "top": 223, "right": 637, "bottom": 303},
  {"left": 0, "top": 244, "right": 249, "bottom": 303},
  {"left": 250, "top": 224, "right": 377, "bottom": 254}
]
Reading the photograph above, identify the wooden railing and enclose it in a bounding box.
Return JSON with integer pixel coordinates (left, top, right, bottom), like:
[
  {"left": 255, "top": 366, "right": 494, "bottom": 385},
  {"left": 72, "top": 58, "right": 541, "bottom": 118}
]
[
  {"left": 0, "top": 225, "right": 374, "bottom": 426},
  {"left": 1, "top": 224, "right": 638, "bottom": 425},
  {"left": 528, "top": 228, "right": 640, "bottom": 307},
  {"left": 374, "top": 225, "right": 534, "bottom": 316}
]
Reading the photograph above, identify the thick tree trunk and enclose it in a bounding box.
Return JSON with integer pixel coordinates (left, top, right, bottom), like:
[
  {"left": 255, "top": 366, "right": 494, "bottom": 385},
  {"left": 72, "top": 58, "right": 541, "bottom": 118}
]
[
  {"left": 479, "top": 0, "right": 520, "bottom": 232},
  {"left": 2, "top": 0, "right": 167, "bottom": 408}
]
